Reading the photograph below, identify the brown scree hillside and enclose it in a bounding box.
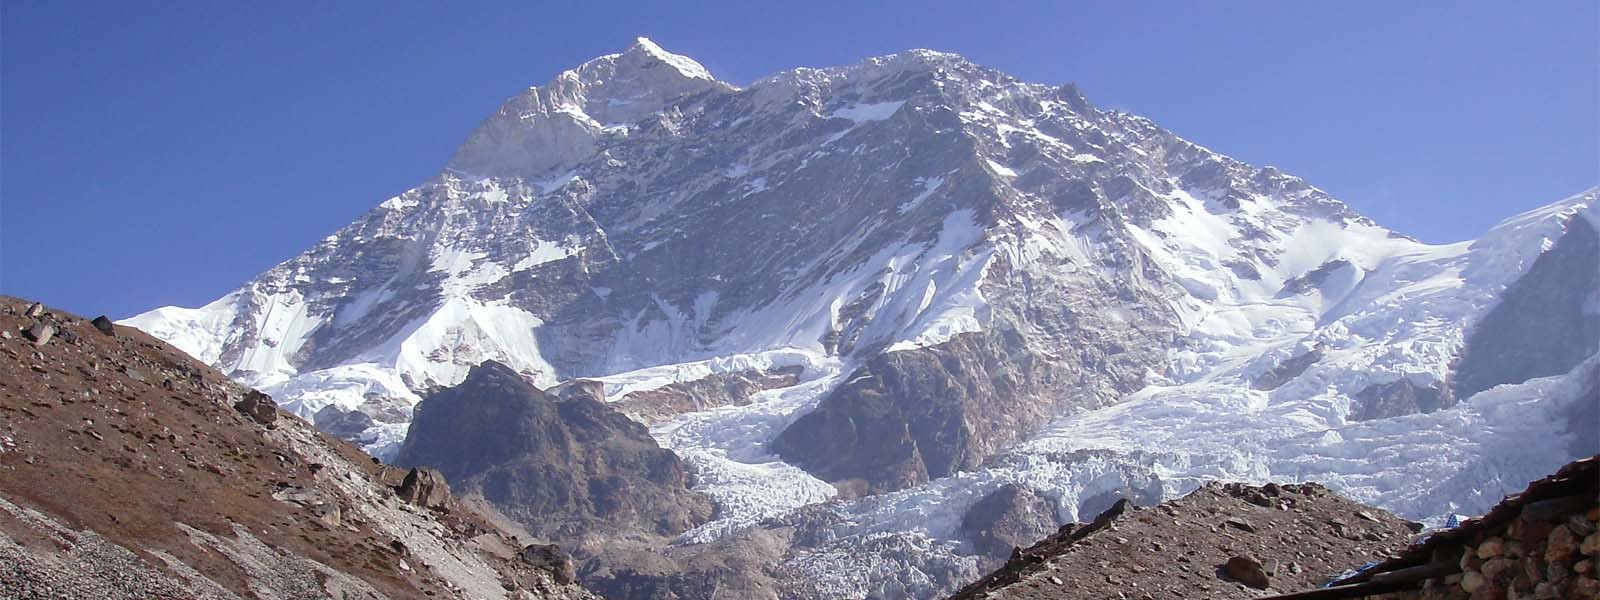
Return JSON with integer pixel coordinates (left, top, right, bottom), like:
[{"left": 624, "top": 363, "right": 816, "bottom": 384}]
[
  {"left": 0, "top": 296, "right": 599, "bottom": 600},
  {"left": 949, "top": 481, "right": 1420, "bottom": 600}
]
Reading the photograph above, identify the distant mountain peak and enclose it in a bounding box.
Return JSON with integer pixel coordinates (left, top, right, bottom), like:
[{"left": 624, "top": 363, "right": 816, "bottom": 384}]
[{"left": 445, "top": 37, "right": 730, "bottom": 178}]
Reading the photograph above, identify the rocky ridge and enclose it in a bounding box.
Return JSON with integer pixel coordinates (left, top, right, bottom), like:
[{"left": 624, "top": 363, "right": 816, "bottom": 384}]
[
  {"left": 948, "top": 482, "right": 1419, "bottom": 599},
  {"left": 0, "top": 296, "right": 598, "bottom": 599}
]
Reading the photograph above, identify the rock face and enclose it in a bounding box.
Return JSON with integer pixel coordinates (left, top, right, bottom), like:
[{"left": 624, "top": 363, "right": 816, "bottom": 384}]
[
  {"left": 313, "top": 404, "right": 378, "bottom": 440},
  {"left": 448, "top": 37, "right": 730, "bottom": 180},
  {"left": 1352, "top": 377, "right": 1455, "bottom": 421},
  {"left": 393, "top": 360, "right": 713, "bottom": 540},
  {"left": 960, "top": 483, "right": 1059, "bottom": 561},
  {"left": 1454, "top": 215, "right": 1600, "bottom": 400},
  {"left": 1252, "top": 343, "right": 1324, "bottom": 391},
  {"left": 0, "top": 296, "right": 599, "bottom": 600},
  {"left": 1562, "top": 366, "right": 1600, "bottom": 456},
  {"left": 613, "top": 365, "right": 803, "bottom": 424},
  {"left": 773, "top": 331, "right": 1089, "bottom": 495}
]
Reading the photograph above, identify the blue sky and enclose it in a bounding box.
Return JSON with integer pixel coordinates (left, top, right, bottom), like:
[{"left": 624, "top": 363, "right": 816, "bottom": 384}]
[{"left": 2, "top": 1, "right": 1595, "bottom": 318}]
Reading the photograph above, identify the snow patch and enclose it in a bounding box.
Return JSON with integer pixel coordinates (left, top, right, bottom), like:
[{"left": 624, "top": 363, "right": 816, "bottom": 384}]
[
  {"left": 898, "top": 176, "right": 944, "bottom": 214},
  {"left": 828, "top": 101, "right": 906, "bottom": 123},
  {"left": 983, "top": 159, "right": 1017, "bottom": 177},
  {"left": 630, "top": 37, "right": 716, "bottom": 81}
]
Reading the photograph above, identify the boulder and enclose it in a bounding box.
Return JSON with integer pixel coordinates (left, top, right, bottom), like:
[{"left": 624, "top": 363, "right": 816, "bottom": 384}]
[
  {"left": 90, "top": 316, "right": 115, "bottom": 335},
  {"left": 1224, "top": 517, "right": 1258, "bottom": 533},
  {"left": 233, "top": 390, "right": 277, "bottom": 426},
  {"left": 1224, "top": 555, "right": 1271, "bottom": 589},
  {"left": 396, "top": 467, "right": 451, "bottom": 510},
  {"left": 23, "top": 322, "right": 55, "bottom": 346},
  {"left": 517, "top": 543, "right": 577, "bottom": 584}
]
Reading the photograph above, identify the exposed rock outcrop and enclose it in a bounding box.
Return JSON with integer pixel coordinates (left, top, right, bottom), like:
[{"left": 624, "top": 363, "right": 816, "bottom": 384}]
[
  {"left": 313, "top": 405, "right": 378, "bottom": 441},
  {"left": 1253, "top": 343, "right": 1325, "bottom": 391},
  {"left": 774, "top": 323, "right": 1161, "bottom": 496},
  {"left": 960, "top": 484, "right": 1059, "bottom": 561},
  {"left": 1454, "top": 214, "right": 1600, "bottom": 400},
  {"left": 1352, "top": 377, "right": 1455, "bottom": 421},
  {"left": 1277, "top": 258, "right": 1355, "bottom": 297},
  {"left": 613, "top": 366, "right": 803, "bottom": 424},
  {"left": 519, "top": 544, "right": 578, "bottom": 585},
  {"left": 393, "top": 360, "right": 713, "bottom": 541}
]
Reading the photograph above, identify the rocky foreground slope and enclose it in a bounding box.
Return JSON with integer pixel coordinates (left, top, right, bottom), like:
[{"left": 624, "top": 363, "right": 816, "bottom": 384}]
[
  {"left": 0, "top": 296, "right": 597, "bottom": 599},
  {"left": 949, "top": 482, "right": 1419, "bottom": 599}
]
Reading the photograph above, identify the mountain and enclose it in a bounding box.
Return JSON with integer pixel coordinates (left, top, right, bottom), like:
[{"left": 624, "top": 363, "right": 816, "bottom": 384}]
[
  {"left": 124, "top": 38, "right": 1600, "bottom": 598},
  {"left": 0, "top": 297, "right": 598, "bottom": 599}
]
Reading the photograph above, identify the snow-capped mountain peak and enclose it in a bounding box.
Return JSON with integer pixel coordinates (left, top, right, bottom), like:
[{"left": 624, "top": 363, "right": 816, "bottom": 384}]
[
  {"left": 124, "top": 41, "right": 1598, "bottom": 599},
  {"left": 620, "top": 36, "right": 717, "bottom": 81},
  {"left": 447, "top": 38, "right": 731, "bottom": 179}
]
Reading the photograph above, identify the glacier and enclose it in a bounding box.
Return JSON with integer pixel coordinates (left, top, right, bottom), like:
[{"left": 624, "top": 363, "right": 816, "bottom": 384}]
[{"left": 122, "top": 37, "right": 1599, "bottom": 598}]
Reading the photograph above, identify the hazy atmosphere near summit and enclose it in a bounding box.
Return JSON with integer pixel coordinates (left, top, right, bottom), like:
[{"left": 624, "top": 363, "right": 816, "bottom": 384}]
[{"left": 0, "top": 3, "right": 1597, "bottom": 600}]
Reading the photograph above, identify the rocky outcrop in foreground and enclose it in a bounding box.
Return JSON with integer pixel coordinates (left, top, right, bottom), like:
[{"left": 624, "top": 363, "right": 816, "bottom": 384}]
[
  {"left": 0, "top": 297, "right": 598, "bottom": 599},
  {"left": 948, "top": 481, "right": 1419, "bottom": 599}
]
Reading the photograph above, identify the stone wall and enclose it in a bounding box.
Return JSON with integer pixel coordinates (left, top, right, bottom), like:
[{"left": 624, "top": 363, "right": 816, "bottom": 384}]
[{"left": 1372, "top": 505, "right": 1599, "bottom": 600}]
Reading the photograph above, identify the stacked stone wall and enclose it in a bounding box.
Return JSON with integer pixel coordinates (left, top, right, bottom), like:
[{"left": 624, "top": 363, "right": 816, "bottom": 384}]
[{"left": 1372, "top": 504, "right": 1599, "bottom": 600}]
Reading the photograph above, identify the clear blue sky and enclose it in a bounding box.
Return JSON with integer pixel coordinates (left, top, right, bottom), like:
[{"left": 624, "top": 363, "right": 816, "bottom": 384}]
[{"left": 3, "top": 1, "right": 1596, "bottom": 318}]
